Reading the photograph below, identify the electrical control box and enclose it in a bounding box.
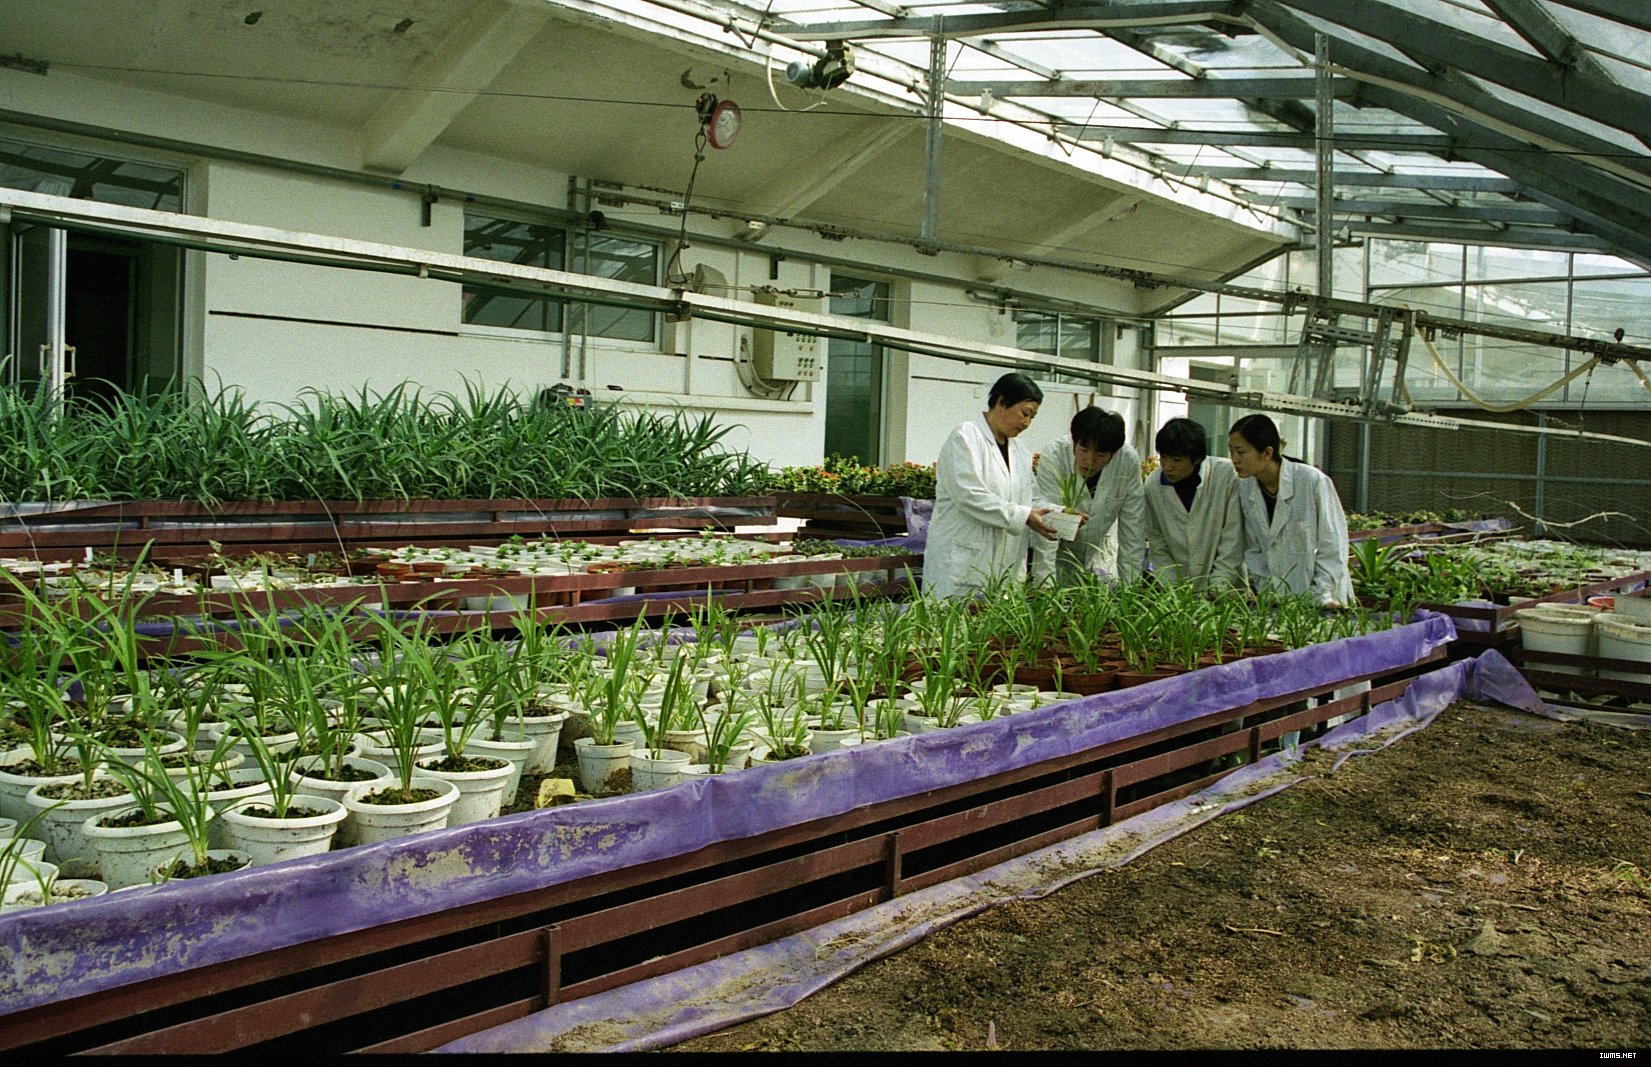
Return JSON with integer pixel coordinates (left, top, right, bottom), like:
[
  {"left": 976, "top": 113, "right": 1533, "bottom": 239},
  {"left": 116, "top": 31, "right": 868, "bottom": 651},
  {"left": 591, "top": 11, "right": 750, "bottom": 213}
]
[{"left": 751, "top": 291, "right": 823, "bottom": 381}]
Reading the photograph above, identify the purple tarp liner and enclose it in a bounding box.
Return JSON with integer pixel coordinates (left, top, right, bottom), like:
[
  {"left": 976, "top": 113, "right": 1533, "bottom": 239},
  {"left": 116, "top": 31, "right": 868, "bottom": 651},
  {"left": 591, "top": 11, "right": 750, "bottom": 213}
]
[
  {"left": 0, "top": 613, "right": 1456, "bottom": 1017},
  {"left": 828, "top": 496, "right": 931, "bottom": 552},
  {"left": 437, "top": 646, "right": 1545, "bottom": 1054}
]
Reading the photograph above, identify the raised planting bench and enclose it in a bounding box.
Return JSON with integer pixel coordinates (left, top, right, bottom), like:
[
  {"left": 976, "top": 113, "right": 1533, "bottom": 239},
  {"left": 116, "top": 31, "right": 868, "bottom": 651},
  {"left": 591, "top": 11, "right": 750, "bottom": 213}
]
[
  {"left": 0, "top": 552, "right": 925, "bottom": 657},
  {"left": 773, "top": 492, "right": 925, "bottom": 541},
  {"left": 1506, "top": 639, "right": 1651, "bottom": 722},
  {"left": 0, "top": 496, "right": 780, "bottom": 561},
  {"left": 1420, "top": 567, "right": 1651, "bottom": 651},
  {"left": 1347, "top": 517, "right": 1517, "bottom": 546},
  {"left": 0, "top": 615, "right": 1458, "bottom": 1055}
]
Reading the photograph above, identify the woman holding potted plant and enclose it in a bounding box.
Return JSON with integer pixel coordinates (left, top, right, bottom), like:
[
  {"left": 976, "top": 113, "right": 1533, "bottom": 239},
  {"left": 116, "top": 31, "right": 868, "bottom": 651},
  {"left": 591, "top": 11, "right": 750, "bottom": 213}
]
[
  {"left": 923, "top": 373, "right": 1060, "bottom": 600},
  {"left": 1031, "top": 406, "right": 1145, "bottom": 587}
]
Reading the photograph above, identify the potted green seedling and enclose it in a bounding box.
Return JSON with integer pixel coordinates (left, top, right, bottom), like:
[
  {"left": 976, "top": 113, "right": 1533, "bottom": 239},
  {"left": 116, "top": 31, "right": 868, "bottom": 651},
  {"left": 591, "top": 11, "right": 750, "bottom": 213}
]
[
  {"left": 219, "top": 711, "right": 347, "bottom": 865},
  {"left": 93, "top": 733, "right": 247, "bottom": 887},
  {"left": 341, "top": 615, "right": 460, "bottom": 845},
  {"left": 573, "top": 622, "right": 643, "bottom": 794}
]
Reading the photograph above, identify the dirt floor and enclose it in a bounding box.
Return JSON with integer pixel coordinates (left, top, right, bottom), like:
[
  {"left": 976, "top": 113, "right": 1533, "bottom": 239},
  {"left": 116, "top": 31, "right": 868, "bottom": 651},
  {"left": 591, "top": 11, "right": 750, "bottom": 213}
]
[{"left": 653, "top": 702, "right": 1651, "bottom": 1052}]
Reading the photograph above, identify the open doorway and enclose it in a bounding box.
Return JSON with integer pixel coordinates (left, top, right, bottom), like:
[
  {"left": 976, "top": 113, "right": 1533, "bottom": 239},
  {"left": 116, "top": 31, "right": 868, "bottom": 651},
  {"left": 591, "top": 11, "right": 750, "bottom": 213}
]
[
  {"left": 2, "top": 137, "right": 185, "bottom": 401},
  {"left": 8, "top": 227, "right": 181, "bottom": 404}
]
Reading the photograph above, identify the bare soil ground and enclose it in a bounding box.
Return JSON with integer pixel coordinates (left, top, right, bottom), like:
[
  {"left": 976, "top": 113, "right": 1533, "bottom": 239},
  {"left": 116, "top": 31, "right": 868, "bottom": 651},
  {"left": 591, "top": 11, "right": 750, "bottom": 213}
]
[{"left": 665, "top": 702, "right": 1651, "bottom": 1052}]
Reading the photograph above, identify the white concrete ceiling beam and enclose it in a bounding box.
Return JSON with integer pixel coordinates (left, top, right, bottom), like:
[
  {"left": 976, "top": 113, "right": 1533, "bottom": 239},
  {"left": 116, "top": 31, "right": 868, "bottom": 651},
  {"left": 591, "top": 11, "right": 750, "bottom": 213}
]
[
  {"left": 359, "top": 0, "right": 550, "bottom": 174},
  {"left": 733, "top": 121, "right": 913, "bottom": 239},
  {"left": 973, "top": 196, "right": 1142, "bottom": 281}
]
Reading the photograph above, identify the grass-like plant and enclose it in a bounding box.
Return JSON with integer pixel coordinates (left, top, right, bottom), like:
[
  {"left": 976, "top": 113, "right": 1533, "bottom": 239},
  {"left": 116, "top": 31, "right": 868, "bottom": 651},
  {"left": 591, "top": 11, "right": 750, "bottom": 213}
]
[
  {"left": 699, "top": 701, "right": 755, "bottom": 774},
  {"left": 0, "top": 378, "right": 771, "bottom": 504},
  {"left": 585, "top": 621, "right": 645, "bottom": 747}
]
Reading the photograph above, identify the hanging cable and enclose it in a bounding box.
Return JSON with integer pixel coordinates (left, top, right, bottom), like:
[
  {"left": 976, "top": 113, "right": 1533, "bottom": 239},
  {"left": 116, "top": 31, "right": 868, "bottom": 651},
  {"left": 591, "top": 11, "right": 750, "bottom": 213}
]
[
  {"left": 1418, "top": 330, "right": 1601, "bottom": 413},
  {"left": 664, "top": 125, "right": 709, "bottom": 287}
]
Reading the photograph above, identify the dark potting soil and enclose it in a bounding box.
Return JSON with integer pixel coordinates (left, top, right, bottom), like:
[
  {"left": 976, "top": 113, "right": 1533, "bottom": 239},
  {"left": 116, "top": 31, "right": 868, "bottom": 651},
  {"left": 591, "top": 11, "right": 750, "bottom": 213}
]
[
  {"left": 2, "top": 756, "right": 86, "bottom": 778},
  {"left": 355, "top": 787, "right": 442, "bottom": 806},
  {"left": 673, "top": 702, "right": 1651, "bottom": 1052},
  {"left": 98, "top": 808, "right": 174, "bottom": 829},
  {"left": 34, "top": 778, "right": 129, "bottom": 801},
  {"left": 418, "top": 755, "right": 509, "bottom": 774},
  {"left": 239, "top": 805, "right": 327, "bottom": 820},
  {"left": 159, "top": 854, "right": 248, "bottom": 880},
  {"left": 304, "top": 764, "right": 380, "bottom": 782}
]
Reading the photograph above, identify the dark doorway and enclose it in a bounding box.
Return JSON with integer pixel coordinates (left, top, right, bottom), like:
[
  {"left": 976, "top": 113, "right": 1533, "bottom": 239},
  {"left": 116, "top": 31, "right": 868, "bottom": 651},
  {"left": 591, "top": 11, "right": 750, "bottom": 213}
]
[{"left": 66, "top": 240, "right": 138, "bottom": 407}]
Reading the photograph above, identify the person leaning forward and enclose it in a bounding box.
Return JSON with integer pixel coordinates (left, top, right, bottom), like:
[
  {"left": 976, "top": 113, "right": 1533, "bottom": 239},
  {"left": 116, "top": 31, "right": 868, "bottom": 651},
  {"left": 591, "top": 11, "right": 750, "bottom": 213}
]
[{"left": 1031, "top": 406, "right": 1145, "bottom": 586}]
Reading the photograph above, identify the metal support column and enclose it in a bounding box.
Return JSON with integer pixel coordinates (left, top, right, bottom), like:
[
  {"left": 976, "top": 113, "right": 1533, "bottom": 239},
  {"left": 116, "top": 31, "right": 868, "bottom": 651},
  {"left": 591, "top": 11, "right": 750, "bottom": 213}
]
[
  {"left": 42, "top": 226, "right": 70, "bottom": 404},
  {"left": 921, "top": 31, "right": 945, "bottom": 251},
  {"left": 1314, "top": 33, "right": 1334, "bottom": 300},
  {"left": 1534, "top": 413, "right": 1548, "bottom": 536},
  {"left": 1356, "top": 420, "right": 1371, "bottom": 514}
]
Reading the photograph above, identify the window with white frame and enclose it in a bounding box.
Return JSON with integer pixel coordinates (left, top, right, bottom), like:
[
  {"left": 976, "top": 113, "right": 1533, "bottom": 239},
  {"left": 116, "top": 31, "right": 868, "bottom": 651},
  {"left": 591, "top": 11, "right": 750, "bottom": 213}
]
[{"left": 461, "top": 210, "right": 658, "bottom": 342}]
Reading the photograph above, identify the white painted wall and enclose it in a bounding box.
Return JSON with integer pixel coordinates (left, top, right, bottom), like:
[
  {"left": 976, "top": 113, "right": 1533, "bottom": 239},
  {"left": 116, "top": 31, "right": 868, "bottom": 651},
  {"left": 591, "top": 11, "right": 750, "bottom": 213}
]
[{"left": 3, "top": 70, "right": 1162, "bottom": 473}]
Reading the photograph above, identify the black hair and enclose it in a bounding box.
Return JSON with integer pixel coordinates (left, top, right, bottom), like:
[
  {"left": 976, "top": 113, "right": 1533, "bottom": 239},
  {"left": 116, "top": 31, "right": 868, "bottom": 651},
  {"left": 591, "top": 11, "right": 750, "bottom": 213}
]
[
  {"left": 987, "top": 372, "right": 1043, "bottom": 410},
  {"left": 1229, "top": 413, "right": 1284, "bottom": 464},
  {"left": 1154, "top": 417, "right": 1208, "bottom": 465},
  {"left": 1070, "top": 406, "right": 1125, "bottom": 453}
]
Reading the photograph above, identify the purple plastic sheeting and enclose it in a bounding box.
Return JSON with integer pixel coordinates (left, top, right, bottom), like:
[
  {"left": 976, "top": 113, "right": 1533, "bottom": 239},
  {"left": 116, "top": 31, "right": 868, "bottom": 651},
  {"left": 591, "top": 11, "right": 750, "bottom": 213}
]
[
  {"left": 0, "top": 614, "right": 1453, "bottom": 1018},
  {"left": 438, "top": 648, "right": 1533, "bottom": 1054},
  {"left": 827, "top": 496, "right": 931, "bottom": 552}
]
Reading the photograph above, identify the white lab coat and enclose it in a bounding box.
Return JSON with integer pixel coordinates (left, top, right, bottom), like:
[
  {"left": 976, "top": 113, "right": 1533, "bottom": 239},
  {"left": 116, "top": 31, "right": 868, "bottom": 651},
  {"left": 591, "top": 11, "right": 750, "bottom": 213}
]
[
  {"left": 1031, "top": 437, "right": 1146, "bottom": 585},
  {"left": 1142, "top": 456, "right": 1245, "bottom": 590},
  {"left": 922, "top": 416, "right": 1050, "bottom": 599},
  {"left": 1236, "top": 458, "right": 1355, "bottom": 606}
]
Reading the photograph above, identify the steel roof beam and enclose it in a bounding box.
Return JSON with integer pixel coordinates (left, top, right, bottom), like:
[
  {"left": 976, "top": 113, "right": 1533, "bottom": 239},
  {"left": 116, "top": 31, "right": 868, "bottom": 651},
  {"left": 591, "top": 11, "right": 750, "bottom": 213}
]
[
  {"left": 1244, "top": 2, "right": 1651, "bottom": 191},
  {"left": 961, "top": 37, "right": 1062, "bottom": 81},
  {"left": 1546, "top": 1, "right": 1651, "bottom": 34},
  {"left": 1483, "top": 0, "right": 1613, "bottom": 79},
  {"left": 1264, "top": 0, "right": 1651, "bottom": 147},
  {"left": 1354, "top": 84, "right": 1651, "bottom": 266},
  {"left": 1277, "top": 196, "right": 1571, "bottom": 224},
  {"left": 1175, "top": 168, "right": 1520, "bottom": 191},
  {"left": 1058, "top": 124, "right": 1453, "bottom": 151},
  {"left": 1333, "top": 219, "right": 1612, "bottom": 251},
  {"left": 947, "top": 76, "right": 1353, "bottom": 98},
  {"left": 771, "top": 0, "right": 1243, "bottom": 40}
]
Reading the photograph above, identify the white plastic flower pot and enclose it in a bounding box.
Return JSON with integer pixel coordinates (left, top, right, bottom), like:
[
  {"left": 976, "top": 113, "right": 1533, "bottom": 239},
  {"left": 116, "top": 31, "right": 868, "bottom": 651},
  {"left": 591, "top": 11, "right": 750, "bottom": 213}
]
[
  {"left": 340, "top": 777, "right": 460, "bottom": 846},
  {"left": 465, "top": 730, "right": 538, "bottom": 806},
  {"left": 1045, "top": 509, "right": 1083, "bottom": 541},
  {"left": 0, "top": 751, "right": 86, "bottom": 824},
  {"left": 220, "top": 795, "right": 348, "bottom": 866},
  {"left": 573, "top": 737, "right": 634, "bottom": 794},
  {"left": 413, "top": 756, "right": 514, "bottom": 826},
  {"left": 515, "top": 710, "right": 570, "bottom": 775},
  {"left": 23, "top": 780, "right": 133, "bottom": 877},
  {"left": 628, "top": 748, "right": 690, "bottom": 792},
  {"left": 83, "top": 806, "right": 211, "bottom": 890},
  {"left": 205, "top": 769, "right": 275, "bottom": 850},
  {"left": 1516, "top": 606, "right": 1597, "bottom": 675},
  {"left": 1596, "top": 613, "right": 1651, "bottom": 682},
  {"left": 0, "top": 860, "right": 59, "bottom": 912}
]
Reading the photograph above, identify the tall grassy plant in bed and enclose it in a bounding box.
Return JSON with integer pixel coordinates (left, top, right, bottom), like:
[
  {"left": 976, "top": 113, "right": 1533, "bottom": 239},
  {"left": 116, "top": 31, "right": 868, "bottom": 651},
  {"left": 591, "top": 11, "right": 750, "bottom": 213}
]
[{"left": 0, "top": 379, "right": 770, "bottom": 504}]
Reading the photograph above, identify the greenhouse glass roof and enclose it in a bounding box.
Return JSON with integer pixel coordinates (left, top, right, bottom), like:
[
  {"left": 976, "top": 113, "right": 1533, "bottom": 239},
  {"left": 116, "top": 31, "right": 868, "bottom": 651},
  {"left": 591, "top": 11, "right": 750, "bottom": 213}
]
[{"left": 663, "top": 0, "right": 1651, "bottom": 267}]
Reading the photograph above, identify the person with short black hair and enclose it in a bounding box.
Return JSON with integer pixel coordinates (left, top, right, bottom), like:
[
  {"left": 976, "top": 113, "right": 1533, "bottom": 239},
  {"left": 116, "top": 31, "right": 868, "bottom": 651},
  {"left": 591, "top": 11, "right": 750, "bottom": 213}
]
[
  {"left": 1228, "top": 413, "right": 1353, "bottom": 607},
  {"left": 1141, "top": 416, "right": 1245, "bottom": 589},
  {"left": 923, "top": 372, "right": 1059, "bottom": 599},
  {"left": 1031, "top": 406, "right": 1145, "bottom": 585}
]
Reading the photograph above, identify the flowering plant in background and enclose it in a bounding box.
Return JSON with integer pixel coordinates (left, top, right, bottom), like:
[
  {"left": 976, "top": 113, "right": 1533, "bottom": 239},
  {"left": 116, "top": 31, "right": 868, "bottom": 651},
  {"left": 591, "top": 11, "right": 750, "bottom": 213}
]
[
  {"left": 767, "top": 456, "right": 936, "bottom": 498},
  {"left": 1140, "top": 454, "right": 1159, "bottom": 478}
]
